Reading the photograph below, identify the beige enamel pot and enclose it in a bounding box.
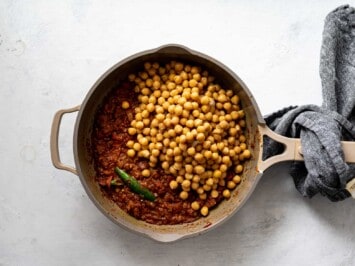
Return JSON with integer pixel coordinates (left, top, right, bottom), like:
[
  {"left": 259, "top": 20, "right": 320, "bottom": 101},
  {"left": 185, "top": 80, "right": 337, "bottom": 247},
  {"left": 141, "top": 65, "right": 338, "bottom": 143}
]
[{"left": 50, "top": 44, "right": 355, "bottom": 242}]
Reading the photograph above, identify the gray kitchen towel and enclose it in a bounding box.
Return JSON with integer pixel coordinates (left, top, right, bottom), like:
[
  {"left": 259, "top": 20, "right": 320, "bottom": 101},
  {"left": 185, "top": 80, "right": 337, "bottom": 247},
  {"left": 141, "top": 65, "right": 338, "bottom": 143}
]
[{"left": 263, "top": 5, "right": 355, "bottom": 201}]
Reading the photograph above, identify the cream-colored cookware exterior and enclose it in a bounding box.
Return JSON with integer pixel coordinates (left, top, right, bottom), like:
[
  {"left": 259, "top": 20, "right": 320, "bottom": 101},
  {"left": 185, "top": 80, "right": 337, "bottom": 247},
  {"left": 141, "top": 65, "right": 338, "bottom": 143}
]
[{"left": 50, "top": 44, "right": 355, "bottom": 242}]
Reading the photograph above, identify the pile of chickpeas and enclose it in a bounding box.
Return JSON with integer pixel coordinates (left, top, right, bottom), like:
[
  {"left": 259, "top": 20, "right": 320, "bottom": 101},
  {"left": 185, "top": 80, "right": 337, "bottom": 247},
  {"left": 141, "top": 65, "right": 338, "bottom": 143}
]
[{"left": 124, "top": 61, "right": 251, "bottom": 217}]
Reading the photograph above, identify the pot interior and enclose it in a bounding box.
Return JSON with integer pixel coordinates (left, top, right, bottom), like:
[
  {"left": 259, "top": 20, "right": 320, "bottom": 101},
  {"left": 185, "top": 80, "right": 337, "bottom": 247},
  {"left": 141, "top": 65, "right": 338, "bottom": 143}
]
[{"left": 73, "top": 45, "right": 264, "bottom": 242}]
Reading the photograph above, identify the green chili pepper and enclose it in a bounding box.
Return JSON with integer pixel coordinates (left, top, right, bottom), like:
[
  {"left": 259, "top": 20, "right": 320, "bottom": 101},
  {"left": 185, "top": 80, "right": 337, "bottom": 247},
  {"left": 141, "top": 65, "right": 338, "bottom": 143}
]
[{"left": 114, "top": 167, "right": 156, "bottom": 201}]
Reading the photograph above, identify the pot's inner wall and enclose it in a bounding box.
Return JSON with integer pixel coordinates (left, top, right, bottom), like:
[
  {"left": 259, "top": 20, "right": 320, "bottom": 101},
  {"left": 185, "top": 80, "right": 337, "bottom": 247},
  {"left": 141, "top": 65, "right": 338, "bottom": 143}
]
[{"left": 74, "top": 49, "right": 262, "bottom": 237}]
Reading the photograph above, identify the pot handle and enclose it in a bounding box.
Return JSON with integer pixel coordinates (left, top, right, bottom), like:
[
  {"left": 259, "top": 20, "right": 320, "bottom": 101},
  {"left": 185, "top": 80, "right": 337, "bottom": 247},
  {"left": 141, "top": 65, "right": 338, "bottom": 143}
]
[
  {"left": 257, "top": 125, "right": 303, "bottom": 173},
  {"left": 50, "top": 105, "right": 80, "bottom": 175},
  {"left": 258, "top": 125, "right": 355, "bottom": 198}
]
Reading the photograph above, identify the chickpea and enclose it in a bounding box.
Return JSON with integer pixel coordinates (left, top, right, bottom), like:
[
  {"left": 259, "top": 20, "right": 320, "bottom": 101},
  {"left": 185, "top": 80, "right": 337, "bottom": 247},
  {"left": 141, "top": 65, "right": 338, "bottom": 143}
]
[
  {"left": 231, "top": 95, "right": 239, "bottom": 104},
  {"left": 180, "top": 191, "right": 189, "bottom": 200},
  {"left": 228, "top": 136, "right": 235, "bottom": 145},
  {"left": 223, "top": 189, "right": 231, "bottom": 198},
  {"left": 167, "top": 82, "right": 176, "bottom": 90},
  {"left": 173, "top": 75, "right": 182, "bottom": 85},
  {"left": 143, "top": 118, "right": 150, "bottom": 126},
  {"left": 203, "top": 139, "right": 211, "bottom": 148},
  {"left": 206, "top": 178, "right": 214, "bottom": 186},
  {"left": 196, "top": 133, "right": 205, "bottom": 142},
  {"left": 220, "top": 164, "right": 228, "bottom": 173},
  {"left": 141, "top": 88, "right": 151, "bottom": 96},
  {"left": 192, "top": 109, "right": 199, "bottom": 118},
  {"left": 186, "top": 119, "right": 194, "bottom": 128},
  {"left": 242, "top": 149, "right": 251, "bottom": 159},
  {"left": 156, "top": 133, "right": 164, "bottom": 141},
  {"left": 213, "top": 170, "right": 222, "bottom": 179},
  {"left": 150, "top": 128, "right": 158, "bottom": 137},
  {"left": 195, "top": 187, "right": 203, "bottom": 195},
  {"left": 189, "top": 79, "right": 197, "bottom": 88},
  {"left": 219, "top": 179, "right": 226, "bottom": 187},
  {"left": 147, "top": 103, "right": 155, "bottom": 112},
  {"left": 210, "top": 144, "right": 218, "bottom": 152},
  {"left": 161, "top": 161, "right": 169, "bottom": 170},
  {"left": 128, "top": 74, "right": 136, "bottom": 81},
  {"left": 140, "top": 150, "right": 150, "bottom": 158},
  {"left": 135, "top": 121, "right": 144, "bottom": 130},
  {"left": 187, "top": 147, "right": 195, "bottom": 156},
  {"left": 185, "top": 156, "right": 193, "bottom": 164},
  {"left": 153, "top": 90, "right": 161, "bottom": 98},
  {"left": 216, "top": 102, "right": 223, "bottom": 109},
  {"left": 178, "top": 168, "right": 186, "bottom": 176},
  {"left": 183, "top": 65, "right": 191, "bottom": 73},
  {"left": 128, "top": 128, "right": 137, "bottom": 135},
  {"left": 184, "top": 173, "right": 193, "bottom": 180},
  {"left": 238, "top": 110, "right": 245, "bottom": 118},
  {"left": 194, "top": 153, "right": 203, "bottom": 162},
  {"left": 138, "top": 81, "right": 146, "bottom": 89},
  {"left": 182, "top": 110, "right": 190, "bottom": 118},
  {"left": 233, "top": 175, "right": 241, "bottom": 184},
  {"left": 227, "top": 181, "right": 236, "bottom": 189},
  {"left": 219, "top": 120, "right": 229, "bottom": 130},
  {"left": 194, "top": 165, "right": 205, "bottom": 175},
  {"left": 199, "top": 193, "right": 207, "bottom": 200},
  {"left": 169, "top": 166, "right": 177, "bottom": 175},
  {"left": 176, "top": 175, "right": 184, "bottom": 183},
  {"left": 184, "top": 164, "right": 193, "bottom": 174},
  {"left": 139, "top": 137, "right": 148, "bottom": 146},
  {"left": 200, "top": 95, "right": 209, "bottom": 105},
  {"left": 235, "top": 164, "right": 243, "bottom": 173},
  {"left": 142, "top": 169, "right": 150, "bottom": 177},
  {"left": 239, "top": 135, "right": 246, "bottom": 143},
  {"left": 200, "top": 76, "right": 208, "bottom": 85},
  {"left": 157, "top": 96, "right": 164, "bottom": 104},
  {"left": 191, "top": 201, "right": 200, "bottom": 210},
  {"left": 211, "top": 190, "right": 219, "bottom": 198},
  {"left": 166, "top": 148, "right": 174, "bottom": 157},
  {"left": 182, "top": 180, "right": 191, "bottom": 189},
  {"left": 204, "top": 150, "right": 212, "bottom": 159},
  {"left": 161, "top": 90, "right": 170, "bottom": 99},
  {"left": 175, "top": 155, "right": 183, "bottom": 162},
  {"left": 168, "top": 129, "right": 176, "bottom": 138},
  {"left": 174, "top": 62, "right": 184, "bottom": 72},
  {"left": 143, "top": 62, "right": 151, "bottom": 70},
  {"left": 224, "top": 102, "right": 232, "bottom": 111},
  {"left": 205, "top": 112, "right": 213, "bottom": 121},
  {"left": 240, "top": 143, "right": 247, "bottom": 151},
  {"left": 152, "top": 80, "right": 161, "bottom": 90},
  {"left": 200, "top": 206, "right": 209, "bottom": 216},
  {"left": 126, "top": 140, "right": 134, "bottom": 148},
  {"left": 234, "top": 146, "right": 242, "bottom": 154},
  {"left": 151, "top": 149, "right": 160, "bottom": 157},
  {"left": 194, "top": 119, "right": 203, "bottom": 127},
  {"left": 146, "top": 78, "right": 153, "bottom": 87},
  {"left": 121, "top": 101, "right": 130, "bottom": 109},
  {"left": 133, "top": 143, "right": 141, "bottom": 151},
  {"left": 127, "top": 149, "right": 135, "bottom": 157},
  {"left": 229, "top": 149, "right": 236, "bottom": 158},
  {"left": 191, "top": 91, "right": 199, "bottom": 101},
  {"left": 212, "top": 152, "right": 219, "bottom": 161},
  {"left": 217, "top": 94, "right": 227, "bottom": 103}
]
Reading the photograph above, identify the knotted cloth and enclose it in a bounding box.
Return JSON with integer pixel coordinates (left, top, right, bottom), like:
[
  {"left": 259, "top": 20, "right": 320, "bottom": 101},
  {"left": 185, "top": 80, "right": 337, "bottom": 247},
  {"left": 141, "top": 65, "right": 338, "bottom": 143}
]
[{"left": 263, "top": 5, "right": 355, "bottom": 201}]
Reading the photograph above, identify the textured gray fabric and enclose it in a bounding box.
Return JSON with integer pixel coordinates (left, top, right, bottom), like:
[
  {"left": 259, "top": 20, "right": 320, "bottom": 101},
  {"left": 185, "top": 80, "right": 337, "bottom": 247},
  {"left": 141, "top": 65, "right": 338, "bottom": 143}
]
[{"left": 263, "top": 5, "right": 355, "bottom": 201}]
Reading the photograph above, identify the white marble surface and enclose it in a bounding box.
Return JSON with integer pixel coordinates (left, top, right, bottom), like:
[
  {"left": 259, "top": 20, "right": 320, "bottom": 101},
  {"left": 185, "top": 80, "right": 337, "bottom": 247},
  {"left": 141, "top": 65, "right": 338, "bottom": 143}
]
[{"left": 1, "top": 0, "right": 354, "bottom": 265}]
